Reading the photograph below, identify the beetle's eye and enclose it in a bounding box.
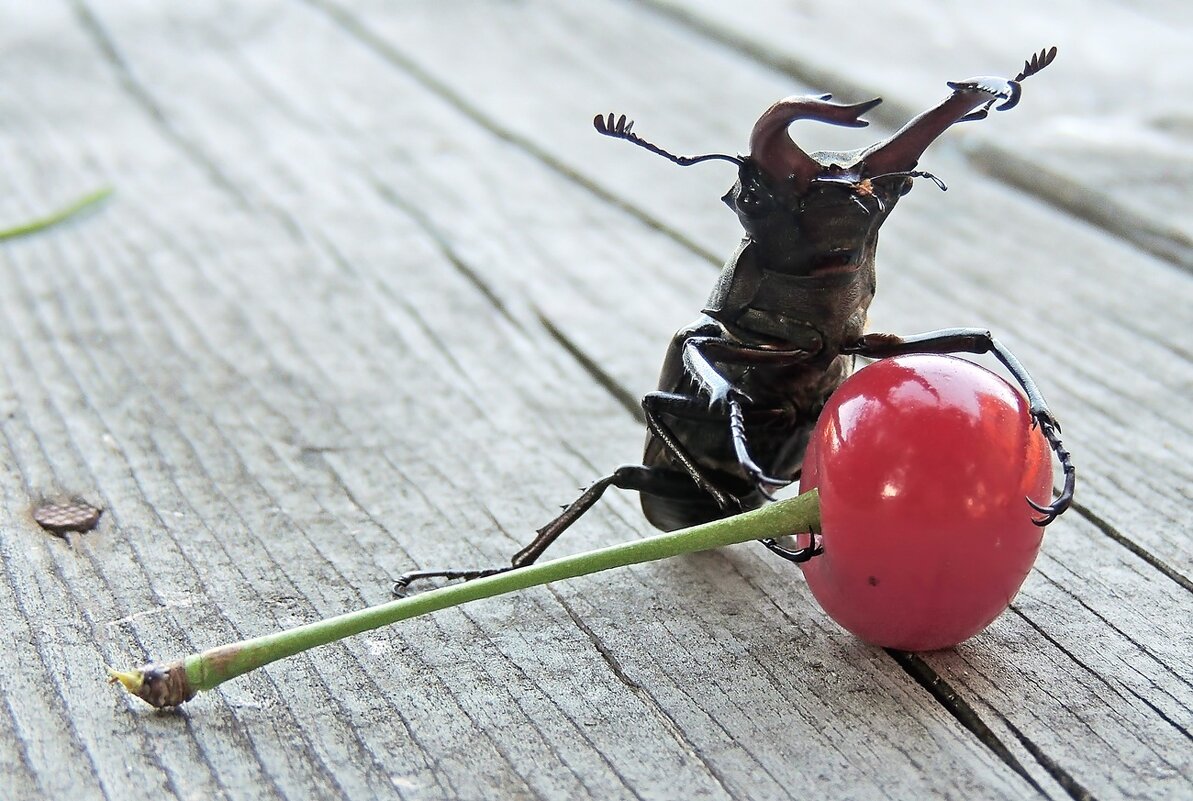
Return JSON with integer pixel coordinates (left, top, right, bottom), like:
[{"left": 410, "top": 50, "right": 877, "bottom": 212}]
[
  {"left": 737, "top": 188, "right": 766, "bottom": 215},
  {"left": 735, "top": 172, "right": 777, "bottom": 218}
]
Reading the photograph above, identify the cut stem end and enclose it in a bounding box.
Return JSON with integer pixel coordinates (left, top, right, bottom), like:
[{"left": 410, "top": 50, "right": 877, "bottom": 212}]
[{"left": 108, "top": 661, "right": 194, "bottom": 708}]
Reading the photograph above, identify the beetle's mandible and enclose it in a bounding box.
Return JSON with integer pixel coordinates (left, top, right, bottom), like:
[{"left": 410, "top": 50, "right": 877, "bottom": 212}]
[{"left": 395, "top": 47, "right": 1074, "bottom": 591}]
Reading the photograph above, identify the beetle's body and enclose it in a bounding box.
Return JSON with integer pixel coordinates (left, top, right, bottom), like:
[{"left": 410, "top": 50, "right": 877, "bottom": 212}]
[
  {"left": 395, "top": 48, "right": 1074, "bottom": 591},
  {"left": 641, "top": 170, "right": 901, "bottom": 530},
  {"left": 641, "top": 317, "right": 842, "bottom": 531}
]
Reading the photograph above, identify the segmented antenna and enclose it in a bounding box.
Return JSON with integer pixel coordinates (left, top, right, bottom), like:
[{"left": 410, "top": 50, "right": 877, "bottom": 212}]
[
  {"left": 1015, "top": 46, "right": 1058, "bottom": 83},
  {"left": 593, "top": 113, "right": 743, "bottom": 167},
  {"left": 958, "top": 45, "right": 1058, "bottom": 117},
  {"left": 876, "top": 170, "right": 949, "bottom": 192},
  {"left": 817, "top": 169, "right": 948, "bottom": 193}
]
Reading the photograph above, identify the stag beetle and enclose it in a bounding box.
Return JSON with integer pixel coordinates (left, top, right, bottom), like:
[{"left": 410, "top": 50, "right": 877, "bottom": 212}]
[{"left": 395, "top": 47, "right": 1074, "bottom": 591}]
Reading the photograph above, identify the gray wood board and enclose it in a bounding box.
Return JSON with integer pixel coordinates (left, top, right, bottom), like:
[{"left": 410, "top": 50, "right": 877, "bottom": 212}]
[{"left": 0, "top": 2, "right": 1188, "bottom": 800}]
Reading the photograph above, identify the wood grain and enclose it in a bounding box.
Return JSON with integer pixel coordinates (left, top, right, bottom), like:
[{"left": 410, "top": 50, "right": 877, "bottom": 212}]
[{"left": 0, "top": 1, "right": 1188, "bottom": 800}]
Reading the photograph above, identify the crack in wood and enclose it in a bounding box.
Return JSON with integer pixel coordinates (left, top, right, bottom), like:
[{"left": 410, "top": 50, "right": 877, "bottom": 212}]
[
  {"left": 535, "top": 311, "right": 645, "bottom": 424},
  {"left": 1013, "top": 582, "right": 1193, "bottom": 747},
  {"left": 301, "top": 0, "right": 721, "bottom": 267},
  {"left": 1131, "top": 690, "right": 1193, "bottom": 744},
  {"left": 68, "top": 0, "right": 267, "bottom": 223},
  {"left": 888, "top": 651, "right": 1053, "bottom": 799},
  {"left": 1069, "top": 500, "right": 1192, "bottom": 593},
  {"left": 367, "top": 178, "right": 526, "bottom": 334},
  {"left": 549, "top": 588, "right": 740, "bottom": 800},
  {"left": 997, "top": 714, "right": 1100, "bottom": 801}
]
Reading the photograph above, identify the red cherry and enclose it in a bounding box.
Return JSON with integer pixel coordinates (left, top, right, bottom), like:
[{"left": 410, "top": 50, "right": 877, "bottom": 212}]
[{"left": 798, "top": 354, "right": 1053, "bottom": 651}]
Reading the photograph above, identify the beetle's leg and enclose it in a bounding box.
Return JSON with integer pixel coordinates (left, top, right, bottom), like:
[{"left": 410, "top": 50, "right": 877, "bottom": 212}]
[
  {"left": 683, "top": 336, "right": 816, "bottom": 496},
  {"left": 761, "top": 530, "right": 823, "bottom": 564},
  {"left": 728, "top": 398, "right": 786, "bottom": 500},
  {"left": 510, "top": 465, "right": 697, "bottom": 567},
  {"left": 845, "top": 328, "right": 1075, "bottom": 525},
  {"left": 393, "top": 465, "right": 699, "bottom": 595},
  {"left": 642, "top": 392, "right": 744, "bottom": 511},
  {"left": 391, "top": 566, "right": 510, "bottom": 593},
  {"left": 648, "top": 385, "right": 788, "bottom": 501}
]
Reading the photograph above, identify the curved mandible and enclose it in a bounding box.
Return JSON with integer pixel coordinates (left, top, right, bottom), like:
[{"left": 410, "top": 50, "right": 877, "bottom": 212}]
[
  {"left": 748, "top": 94, "right": 882, "bottom": 189},
  {"left": 861, "top": 46, "right": 1057, "bottom": 177}
]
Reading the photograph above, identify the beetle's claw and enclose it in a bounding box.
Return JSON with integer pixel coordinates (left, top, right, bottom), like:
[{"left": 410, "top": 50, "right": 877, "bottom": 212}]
[
  {"left": 723, "top": 386, "right": 754, "bottom": 408},
  {"left": 728, "top": 396, "right": 789, "bottom": 500},
  {"left": 1027, "top": 496, "right": 1060, "bottom": 527},
  {"left": 761, "top": 534, "right": 823, "bottom": 564},
  {"left": 752, "top": 478, "right": 782, "bottom": 502},
  {"left": 1026, "top": 458, "right": 1074, "bottom": 527},
  {"left": 1026, "top": 467, "right": 1074, "bottom": 527},
  {"left": 392, "top": 566, "right": 511, "bottom": 596},
  {"left": 1031, "top": 408, "right": 1061, "bottom": 434},
  {"left": 706, "top": 382, "right": 750, "bottom": 412},
  {"left": 750, "top": 469, "right": 792, "bottom": 501},
  {"left": 1026, "top": 407, "right": 1075, "bottom": 526}
]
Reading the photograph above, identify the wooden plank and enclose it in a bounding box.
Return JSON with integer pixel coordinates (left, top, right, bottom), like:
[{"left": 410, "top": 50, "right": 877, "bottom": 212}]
[
  {"left": 0, "top": 2, "right": 1045, "bottom": 800},
  {"left": 642, "top": 0, "right": 1193, "bottom": 270},
  {"left": 0, "top": 1, "right": 1188, "bottom": 800},
  {"left": 246, "top": 1, "right": 1191, "bottom": 797}
]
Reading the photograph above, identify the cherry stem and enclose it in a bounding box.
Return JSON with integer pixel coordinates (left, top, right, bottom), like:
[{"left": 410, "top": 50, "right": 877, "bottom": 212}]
[{"left": 108, "top": 490, "right": 821, "bottom": 707}]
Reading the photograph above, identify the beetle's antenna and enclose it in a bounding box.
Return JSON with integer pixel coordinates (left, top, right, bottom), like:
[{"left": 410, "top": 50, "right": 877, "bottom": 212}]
[
  {"left": 862, "top": 46, "right": 1057, "bottom": 175},
  {"left": 872, "top": 170, "right": 949, "bottom": 192},
  {"left": 984, "top": 45, "right": 1058, "bottom": 114},
  {"left": 594, "top": 113, "right": 744, "bottom": 167},
  {"left": 959, "top": 45, "right": 1059, "bottom": 118},
  {"left": 1015, "top": 46, "right": 1058, "bottom": 83}
]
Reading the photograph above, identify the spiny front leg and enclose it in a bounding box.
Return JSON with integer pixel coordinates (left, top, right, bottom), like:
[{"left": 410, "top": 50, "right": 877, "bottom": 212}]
[
  {"left": 728, "top": 397, "right": 788, "bottom": 500},
  {"left": 642, "top": 391, "right": 744, "bottom": 512},
  {"left": 683, "top": 336, "right": 816, "bottom": 498}
]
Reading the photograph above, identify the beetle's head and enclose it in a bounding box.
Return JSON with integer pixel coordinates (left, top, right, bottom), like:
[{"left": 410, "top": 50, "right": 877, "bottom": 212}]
[
  {"left": 595, "top": 47, "right": 1056, "bottom": 276},
  {"left": 721, "top": 155, "right": 920, "bottom": 276}
]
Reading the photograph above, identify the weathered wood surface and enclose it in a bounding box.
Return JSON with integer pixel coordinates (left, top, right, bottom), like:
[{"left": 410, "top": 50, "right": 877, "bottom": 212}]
[{"left": 0, "top": 2, "right": 1189, "bottom": 800}]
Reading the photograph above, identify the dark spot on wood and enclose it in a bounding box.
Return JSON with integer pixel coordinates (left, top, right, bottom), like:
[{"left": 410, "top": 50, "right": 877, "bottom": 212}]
[
  {"left": 868, "top": 575, "right": 879, "bottom": 586},
  {"left": 32, "top": 501, "right": 102, "bottom": 536}
]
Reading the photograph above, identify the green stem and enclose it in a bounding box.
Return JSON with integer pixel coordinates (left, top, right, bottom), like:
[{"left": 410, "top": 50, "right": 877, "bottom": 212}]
[
  {"left": 0, "top": 187, "right": 112, "bottom": 241},
  {"left": 109, "top": 490, "right": 820, "bottom": 707}
]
